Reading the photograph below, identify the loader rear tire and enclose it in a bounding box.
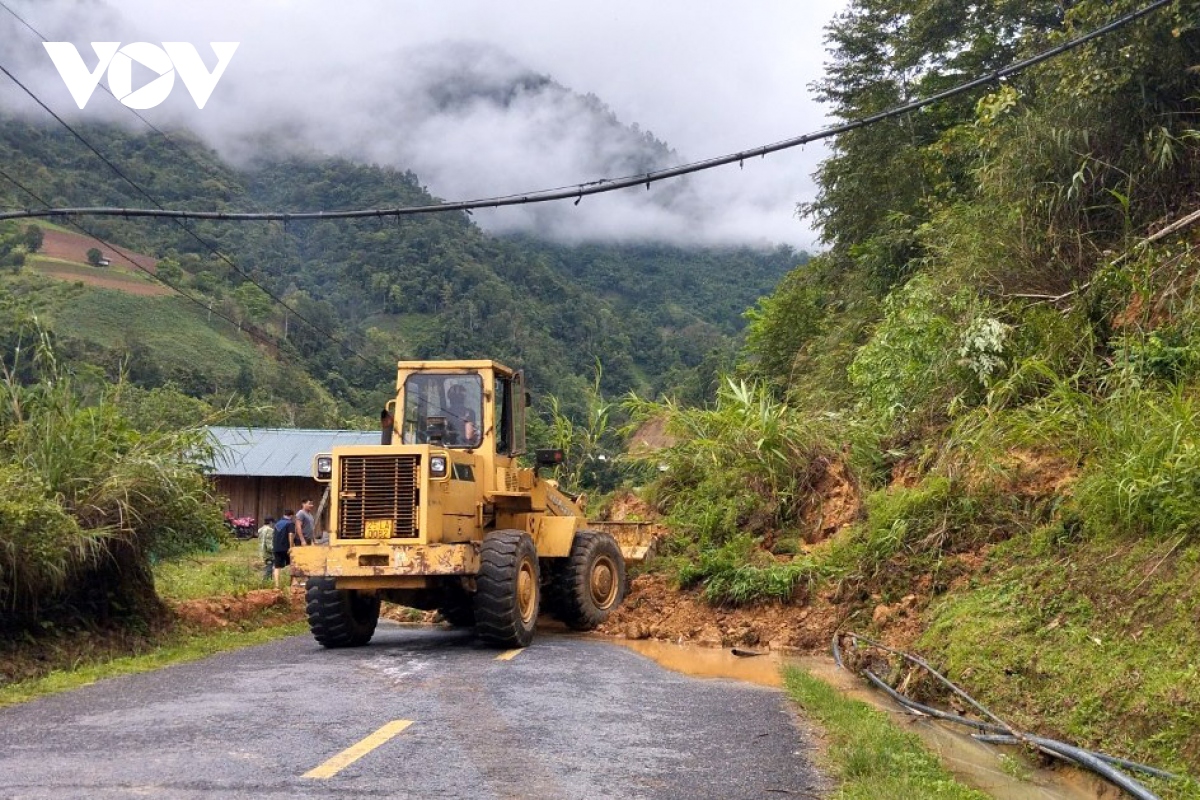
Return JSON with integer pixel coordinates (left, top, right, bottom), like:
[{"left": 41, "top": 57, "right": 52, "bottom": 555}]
[
  {"left": 306, "top": 578, "right": 380, "bottom": 648},
  {"left": 474, "top": 530, "right": 539, "bottom": 648},
  {"left": 555, "top": 530, "right": 626, "bottom": 631}
]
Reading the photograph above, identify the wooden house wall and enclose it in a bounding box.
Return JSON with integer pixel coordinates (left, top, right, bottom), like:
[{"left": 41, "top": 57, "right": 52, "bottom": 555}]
[{"left": 213, "top": 476, "right": 330, "bottom": 531}]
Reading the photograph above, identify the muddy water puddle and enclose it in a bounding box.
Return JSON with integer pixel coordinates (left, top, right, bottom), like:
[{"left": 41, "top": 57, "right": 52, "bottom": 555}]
[{"left": 610, "top": 638, "right": 1110, "bottom": 800}]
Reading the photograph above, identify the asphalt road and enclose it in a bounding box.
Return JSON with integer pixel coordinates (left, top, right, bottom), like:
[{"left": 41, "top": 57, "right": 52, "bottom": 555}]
[{"left": 0, "top": 623, "right": 826, "bottom": 799}]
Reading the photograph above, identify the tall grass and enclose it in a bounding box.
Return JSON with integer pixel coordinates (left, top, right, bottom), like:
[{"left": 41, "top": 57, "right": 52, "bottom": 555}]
[
  {"left": 0, "top": 327, "right": 226, "bottom": 628},
  {"left": 946, "top": 358, "right": 1200, "bottom": 541},
  {"left": 629, "top": 378, "right": 839, "bottom": 604}
]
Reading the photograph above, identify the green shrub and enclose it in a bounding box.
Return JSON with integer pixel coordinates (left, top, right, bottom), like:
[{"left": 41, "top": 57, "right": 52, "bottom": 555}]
[
  {"left": 848, "top": 274, "right": 1009, "bottom": 434},
  {"left": 824, "top": 477, "right": 1023, "bottom": 595},
  {"left": 0, "top": 330, "right": 227, "bottom": 628},
  {"left": 0, "top": 466, "right": 108, "bottom": 615},
  {"left": 634, "top": 378, "right": 836, "bottom": 541}
]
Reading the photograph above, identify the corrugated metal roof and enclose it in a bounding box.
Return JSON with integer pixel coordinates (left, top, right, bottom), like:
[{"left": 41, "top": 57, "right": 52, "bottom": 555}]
[{"left": 206, "top": 426, "right": 380, "bottom": 477}]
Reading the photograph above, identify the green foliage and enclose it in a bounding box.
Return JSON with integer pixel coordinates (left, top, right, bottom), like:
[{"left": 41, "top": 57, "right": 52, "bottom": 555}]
[
  {"left": 21, "top": 225, "right": 42, "bottom": 253},
  {"left": 784, "top": 667, "right": 991, "bottom": 800},
  {"left": 825, "top": 478, "right": 1022, "bottom": 591},
  {"left": 634, "top": 378, "right": 836, "bottom": 540},
  {"left": 743, "top": 267, "right": 827, "bottom": 389},
  {"left": 0, "top": 466, "right": 102, "bottom": 615},
  {"left": 153, "top": 540, "right": 268, "bottom": 602},
  {"left": 848, "top": 275, "right": 1008, "bottom": 432},
  {"left": 1072, "top": 385, "right": 1200, "bottom": 540},
  {"left": 541, "top": 363, "right": 626, "bottom": 494},
  {"left": 0, "top": 325, "right": 226, "bottom": 628},
  {"left": 629, "top": 379, "right": 840, "bottom": 604},
  {"left": 675, "top": 534, "right": 823, "bottom": 605},
  {"left": 920, "top": 535, "right": 1200, "bottom": 789}
]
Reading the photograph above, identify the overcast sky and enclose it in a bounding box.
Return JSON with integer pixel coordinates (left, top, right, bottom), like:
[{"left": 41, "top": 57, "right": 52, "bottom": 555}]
[{"left": 1, "top": 1, "right": 849, "bottom": 248}]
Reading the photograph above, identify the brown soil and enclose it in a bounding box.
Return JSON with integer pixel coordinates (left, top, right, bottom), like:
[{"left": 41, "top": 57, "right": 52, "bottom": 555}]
[
  {"left": 628, "top": 416, "right": 676, "bottom": 455},
  {"left": 597, "top": 569, "right": 941, "bottom": 656},
  {"left": 799, "top": 458, "right": 862, "bottom": 544},
  {"left": 35, "top": 266, "right": 171, "bottom": 296},
  {"left": 39, "top": 229, "right": 158, "bottom": 274},
  {"left": 170, "top": 588, "right": 305, "bottom": 629}
]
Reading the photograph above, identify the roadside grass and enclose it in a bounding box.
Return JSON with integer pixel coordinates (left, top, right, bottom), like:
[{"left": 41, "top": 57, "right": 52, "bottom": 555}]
[
  {"left": 783, "top": 666, "right": 989, "bottom": 799},
  {"left": 0, "top": 539, "right": 303, "bottom": 709},
  {"left": 920, "top": 532, "right": 1200, "bottom": 798},
  {"left": 0, "top": 618, "right": 307, "bottom": 708},
  {"left": 154, "top": 538, "right": 271, "bottom": 601}
]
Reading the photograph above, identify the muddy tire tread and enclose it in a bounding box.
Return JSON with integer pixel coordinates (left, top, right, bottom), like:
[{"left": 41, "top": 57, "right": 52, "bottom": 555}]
[
  {"left": 474, "top": 530, "right": 539, "bottom": 648},
  {"left": 305, "top": 577, "right": 380, "bottom": 648}
]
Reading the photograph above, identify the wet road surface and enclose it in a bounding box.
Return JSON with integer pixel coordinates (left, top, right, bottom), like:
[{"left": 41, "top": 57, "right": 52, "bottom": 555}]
[{"left": 0, "top": 623, "right": 826, "bottom": 799}]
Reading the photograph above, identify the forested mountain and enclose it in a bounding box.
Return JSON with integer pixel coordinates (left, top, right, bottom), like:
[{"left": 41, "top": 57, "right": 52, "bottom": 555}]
[{"left": 0, "top": 115, "right": 802, "bottom": 424}]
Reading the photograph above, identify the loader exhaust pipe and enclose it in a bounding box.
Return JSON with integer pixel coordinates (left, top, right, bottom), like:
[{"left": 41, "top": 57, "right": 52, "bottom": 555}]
[{"left": 381, "top": 408, "right": 394, "bottom": 445}]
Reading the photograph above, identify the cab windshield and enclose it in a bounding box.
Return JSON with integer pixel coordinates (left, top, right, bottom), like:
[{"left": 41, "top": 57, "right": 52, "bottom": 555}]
[{"left": 401, "top": 373, "right": 484, "bottom": 448}]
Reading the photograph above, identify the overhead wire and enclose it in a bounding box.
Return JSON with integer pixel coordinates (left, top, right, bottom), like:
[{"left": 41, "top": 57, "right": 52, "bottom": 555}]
[{"left": 0, "top": 0, "right": 1174, "bottom": 225}]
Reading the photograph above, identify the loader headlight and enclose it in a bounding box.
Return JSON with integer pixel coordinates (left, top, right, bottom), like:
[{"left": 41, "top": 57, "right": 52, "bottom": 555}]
[
  {"left": 314, "top": 454, "right": 333, "bottom": 481},
  {"left": 429, "top": 455, "right": 448, "bottom": 478}
]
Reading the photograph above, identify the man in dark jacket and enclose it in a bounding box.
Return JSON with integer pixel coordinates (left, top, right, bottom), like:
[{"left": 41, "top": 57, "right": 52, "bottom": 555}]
[{"left": 272, "top": 510, "right": 301, "bottom": 590}]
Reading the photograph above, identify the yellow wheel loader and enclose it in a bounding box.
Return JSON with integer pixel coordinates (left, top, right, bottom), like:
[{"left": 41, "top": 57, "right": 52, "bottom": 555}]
[{"left": 290, "top": 360, "right": 652, "bottom": 649}]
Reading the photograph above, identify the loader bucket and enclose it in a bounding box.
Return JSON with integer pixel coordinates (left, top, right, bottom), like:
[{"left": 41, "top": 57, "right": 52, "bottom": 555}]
[{"left": 586, "top": 520, "right": 659, "bottom": 563}]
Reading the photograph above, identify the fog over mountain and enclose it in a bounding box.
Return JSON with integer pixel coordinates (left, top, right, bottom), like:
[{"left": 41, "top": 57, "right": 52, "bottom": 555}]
[{"left": 0, "top": 1, "right": 844, "bottom": 247}]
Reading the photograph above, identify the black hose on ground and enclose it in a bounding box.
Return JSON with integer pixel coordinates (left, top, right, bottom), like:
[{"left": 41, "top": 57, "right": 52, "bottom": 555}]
[
  {"left": 831, "top": 632, "right": 1176, "bottom": 800},
  {"left": 864, "top": 670, "right": 1178, "bottom": 786},
  {"left": 974, "top": 736, "right": 1181, "bottom": 782}
]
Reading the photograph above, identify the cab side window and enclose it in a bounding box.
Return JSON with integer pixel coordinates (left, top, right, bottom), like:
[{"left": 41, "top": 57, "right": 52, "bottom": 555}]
[{"left": 494, "top": 376, "right": 511, "bottom": 455}]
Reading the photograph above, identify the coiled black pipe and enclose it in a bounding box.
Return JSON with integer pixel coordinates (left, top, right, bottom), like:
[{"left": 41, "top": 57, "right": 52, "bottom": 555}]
[{"left": 831, "top": 632, "right": 1177, "bottom": 800}]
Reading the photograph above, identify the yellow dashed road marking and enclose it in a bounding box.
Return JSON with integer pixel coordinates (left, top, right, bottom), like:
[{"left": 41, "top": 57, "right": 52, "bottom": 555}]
[
  {"left": 303, "top": 719, "right": 413, "bottom": 779},
  {"left": 495, "top": 649, "right": 524, "bottom": 661}
]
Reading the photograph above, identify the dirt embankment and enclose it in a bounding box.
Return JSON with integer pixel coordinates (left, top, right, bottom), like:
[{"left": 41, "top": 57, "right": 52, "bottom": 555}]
[{"left": 171, "top": 588, "right": 305, "bottom": 630}]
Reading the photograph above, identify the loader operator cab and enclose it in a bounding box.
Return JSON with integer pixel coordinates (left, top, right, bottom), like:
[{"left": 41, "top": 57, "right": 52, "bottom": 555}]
[
  {"left": 402, "top": 373, "right": 483, "bottom": 447},
  {"left": 397, "top": 366, "right": 525, "bottom": 454}
]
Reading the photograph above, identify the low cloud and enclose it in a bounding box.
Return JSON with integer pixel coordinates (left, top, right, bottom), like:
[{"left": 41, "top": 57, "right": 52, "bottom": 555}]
[{"left": 0, "top": 0, "right": 841, "bottom": 248}]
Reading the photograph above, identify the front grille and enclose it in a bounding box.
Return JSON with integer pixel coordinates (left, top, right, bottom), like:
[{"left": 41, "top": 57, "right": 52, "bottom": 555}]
[{"left": 338, "top": 454, "right": 420, "bottom": 539}]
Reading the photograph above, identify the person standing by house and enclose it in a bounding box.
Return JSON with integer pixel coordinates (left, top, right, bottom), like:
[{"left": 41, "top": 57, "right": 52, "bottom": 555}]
[
  {"left": 257, "top": 516, "right": 276, "bottom": 581},
  {"left": 272, "top": 510, "right": 301, "bottom": 590},
  {"left": 295, "top": 499, "right": 316, "bottom": 546}
]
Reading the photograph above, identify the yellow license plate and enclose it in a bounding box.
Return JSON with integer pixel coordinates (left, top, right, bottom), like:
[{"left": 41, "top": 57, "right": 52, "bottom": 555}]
[{"left": 364, "top": 519, "right": 395, "bottom": 539}]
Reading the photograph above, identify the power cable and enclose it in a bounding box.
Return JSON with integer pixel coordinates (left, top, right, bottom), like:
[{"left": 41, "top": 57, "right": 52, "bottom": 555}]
[
  {"left": 0, "top": 61, "right": 378, "bottom": 370},
  {"left": 0, "top": 0, "right": 1173, "bottom": 225}
]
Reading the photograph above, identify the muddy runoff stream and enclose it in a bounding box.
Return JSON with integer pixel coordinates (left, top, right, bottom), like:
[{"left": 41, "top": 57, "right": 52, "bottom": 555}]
[{"left": 611, "top": 638, "right": 1113, "bottom": 800}]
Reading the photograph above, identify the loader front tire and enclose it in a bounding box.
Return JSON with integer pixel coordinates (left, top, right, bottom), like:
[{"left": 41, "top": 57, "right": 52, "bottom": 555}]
[
  {"left": 555, "top": 530, "right": 626, "bottom": 631},
  {"left": 474, "top": 530, "right": 539, "bottom": 648},
  {"left": 306, "top": 578, "right": 380, "bottom": 648}
]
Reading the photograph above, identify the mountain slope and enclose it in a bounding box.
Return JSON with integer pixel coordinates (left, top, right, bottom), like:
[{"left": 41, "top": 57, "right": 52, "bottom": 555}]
[{"left": 0, "top": 115, "right": 802, "bottom": 419}]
